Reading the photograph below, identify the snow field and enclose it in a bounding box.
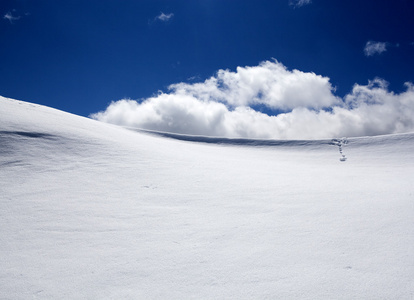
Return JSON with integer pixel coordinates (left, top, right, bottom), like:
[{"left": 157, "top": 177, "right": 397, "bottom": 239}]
[{"left": 1, "top": 96, "right": 414, "bottom": 299}]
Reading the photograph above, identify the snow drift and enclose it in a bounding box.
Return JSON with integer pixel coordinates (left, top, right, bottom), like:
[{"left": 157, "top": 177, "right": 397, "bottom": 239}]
[{"left": 1, "top": 96, "right": 414, "bottom": 299}]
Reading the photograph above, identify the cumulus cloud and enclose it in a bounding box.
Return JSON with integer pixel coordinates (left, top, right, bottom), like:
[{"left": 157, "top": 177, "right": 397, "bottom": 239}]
[
  {"left": 3, "top": 11, "right": 21, "bottom": 23},
  {"left": 155, "top": 12, "right": 174, "bottom": 22},
  {"left": 289, "top": 0, "right": 312, "bottom": 8},
  {"left": 169, "top": 61, "right": 340, "bottom": 111},
  {"left": 364, "top": 41, "right": 387, "bottom": 56},
  {"left": 91, "top": 61, "right": 414, "bottom": 140}
]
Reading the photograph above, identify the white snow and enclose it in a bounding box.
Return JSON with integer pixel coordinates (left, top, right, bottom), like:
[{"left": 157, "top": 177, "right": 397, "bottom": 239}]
[{"left": 1, "top": 96, "right": 414, "bottom": 299}]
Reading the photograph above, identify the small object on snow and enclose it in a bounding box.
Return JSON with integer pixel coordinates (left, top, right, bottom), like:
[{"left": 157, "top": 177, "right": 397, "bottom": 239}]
[{"left": 331, "top": 137, "right": 348, "bottom": 162}]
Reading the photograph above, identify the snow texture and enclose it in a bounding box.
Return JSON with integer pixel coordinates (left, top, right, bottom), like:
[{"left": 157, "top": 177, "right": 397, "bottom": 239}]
[{"left": 1, "top": 96, "right": 414, "bottom": 299}]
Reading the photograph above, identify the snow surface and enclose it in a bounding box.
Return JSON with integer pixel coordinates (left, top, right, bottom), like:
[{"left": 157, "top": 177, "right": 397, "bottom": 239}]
[{"left": 1, "top": 96, "right": 414, "bottom": 299}]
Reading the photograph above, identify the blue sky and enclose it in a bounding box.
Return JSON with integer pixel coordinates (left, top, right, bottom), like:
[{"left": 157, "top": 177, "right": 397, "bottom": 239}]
[{"left": 1, "top": 0, "right": 414, "bottom": 139}]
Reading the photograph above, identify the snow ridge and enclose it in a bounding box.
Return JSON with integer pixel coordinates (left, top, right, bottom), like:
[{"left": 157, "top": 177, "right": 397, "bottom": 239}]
[{"left": 134, "top": 128, "right": 334, "bottom": 147}]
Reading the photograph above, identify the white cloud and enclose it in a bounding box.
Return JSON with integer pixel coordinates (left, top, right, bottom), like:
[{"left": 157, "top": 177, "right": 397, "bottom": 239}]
[
  {"left": 155, "top": 12, "right": 174, "bottom": 22},
  {"left": 364, "top": 41, "right": 387, "bottom": 56},
  {"left": 169, "top": 60, "right": 340, "bottom": 111},
  {"left": 3, "top": 11, "right": 21, "bottom": 23},
  {"left": 91, "top": 61, "right": 414, "bottom": 140},
  {"left": 289, "top": 0, "right": 312, "bottom": 8}
]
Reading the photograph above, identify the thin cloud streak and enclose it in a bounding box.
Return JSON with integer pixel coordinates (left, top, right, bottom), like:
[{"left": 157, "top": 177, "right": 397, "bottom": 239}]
[
  {"left": 91, "top": 61, "right": 414, "bottom": 140},
  {"left": 364, "top": 41, "right": 387, "bottom": 56},
  {"left": 3, "top": 11, "right": 21, "bottom": 23},
  {"left": 156, "top": 12, "right": 174, "bottom": 22},
  {"left": 289, "top": 0, "right": 312, "bottom": 8}
]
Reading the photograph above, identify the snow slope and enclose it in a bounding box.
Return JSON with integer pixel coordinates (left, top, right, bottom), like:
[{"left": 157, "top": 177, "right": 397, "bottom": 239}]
[{"left": 1, "top": 96, "right": 414, "bottom": 299}]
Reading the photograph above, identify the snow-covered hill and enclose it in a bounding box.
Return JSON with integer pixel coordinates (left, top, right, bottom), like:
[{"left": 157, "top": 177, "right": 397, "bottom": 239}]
[{"left": 1, "top": 96, "right": 413, "bottom": 299}]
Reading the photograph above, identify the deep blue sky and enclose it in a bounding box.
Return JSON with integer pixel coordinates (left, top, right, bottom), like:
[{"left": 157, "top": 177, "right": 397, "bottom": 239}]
[{"left": 1, "top": 0, "right": 413, "bottom": 117}]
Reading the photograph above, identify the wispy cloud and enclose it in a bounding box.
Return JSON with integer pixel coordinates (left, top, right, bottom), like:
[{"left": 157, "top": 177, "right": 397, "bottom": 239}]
[
  {"left": 3, "top": 11, "right": 21, "bottom": 24},
  {"left": 155, "top": 12, "right": 174, "bottom": 22},
  {"left": 91, "top": 60, "right": 414, "bottom": 140},
  {"left": 289, "top": 0, "right": 312, "bottom": 8},
  {"left": 364, "top": 41, "right": 387, "bottom": 56}
]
